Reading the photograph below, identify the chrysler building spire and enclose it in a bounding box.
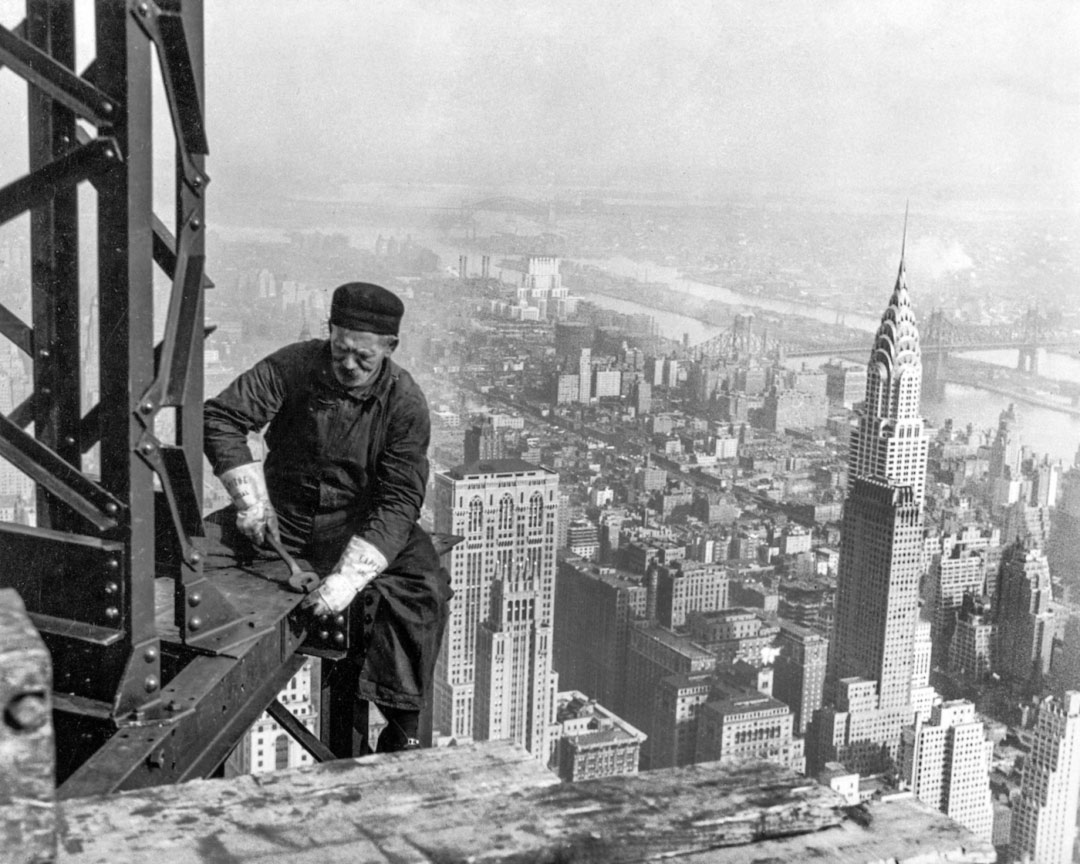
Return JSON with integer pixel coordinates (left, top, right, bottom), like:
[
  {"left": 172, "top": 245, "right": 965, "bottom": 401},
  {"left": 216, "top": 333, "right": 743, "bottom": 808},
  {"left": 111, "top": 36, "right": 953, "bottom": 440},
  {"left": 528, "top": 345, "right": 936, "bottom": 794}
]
[{"left": 848, "top": 210, "right": 928, "bottom": 500}]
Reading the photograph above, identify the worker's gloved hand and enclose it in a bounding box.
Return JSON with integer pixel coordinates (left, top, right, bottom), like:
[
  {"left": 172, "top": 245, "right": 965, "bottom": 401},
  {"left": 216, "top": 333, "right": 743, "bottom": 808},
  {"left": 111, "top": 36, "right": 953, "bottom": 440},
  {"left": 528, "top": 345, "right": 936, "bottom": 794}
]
[
  {"left": 303, "top": 536, "right": 387, "bottom": 617},
  {"left": 218, "top": 462, "right": 278, "bottom": 547}
]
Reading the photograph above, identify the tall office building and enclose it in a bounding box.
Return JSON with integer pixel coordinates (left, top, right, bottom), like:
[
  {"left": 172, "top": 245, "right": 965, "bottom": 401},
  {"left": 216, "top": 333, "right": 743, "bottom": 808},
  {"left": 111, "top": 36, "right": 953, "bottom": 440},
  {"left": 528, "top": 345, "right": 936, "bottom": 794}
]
[
  {"left": 578, "top": 348, "right": 592, "bottom": 403},
  {"left": 431, "top": 459, "right": 559, "bottom": 744},
  {"left": 773, "top": 620, "right": 829, "bottom": 735},
  {"left": 994, "top": 540, "right": 1056, "bottom": 688},
  {"left": 553, "top": 556, "right": 647, "bottom": 716},
  {"left": 473, "top": 563, "right": 558, "bottom": 760},
  {"left": 625, "top": 622, "right": 716, "bottom": 769},
  {"left": 900, "top": 700, "right": 993, "bottom": 842},
  {"left": 812, "top": 227, "right": 929, "bottom": 774},
  {"left": 1010, "top": 691, "right": 1080, "bottom": 864},
  {"left": 927, "top": 535, "right": 988, "bottom": 666}
]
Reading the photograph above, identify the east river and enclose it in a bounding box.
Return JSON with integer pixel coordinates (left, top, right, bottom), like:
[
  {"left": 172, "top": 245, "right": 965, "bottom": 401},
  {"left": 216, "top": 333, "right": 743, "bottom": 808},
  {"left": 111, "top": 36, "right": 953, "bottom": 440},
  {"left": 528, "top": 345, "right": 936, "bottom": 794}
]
[{"left": 570, "top": 263, "right": 1080, "bottom": 465}]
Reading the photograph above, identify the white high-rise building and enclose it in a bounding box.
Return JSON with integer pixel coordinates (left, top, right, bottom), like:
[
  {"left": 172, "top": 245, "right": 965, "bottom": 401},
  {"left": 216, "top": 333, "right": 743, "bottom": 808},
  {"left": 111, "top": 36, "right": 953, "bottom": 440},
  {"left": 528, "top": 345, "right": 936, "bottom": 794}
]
[
  {"left": 473, "top": 563, "right": 558, "bottom": 760},
  {"left": 431, "top": 459, "right": 559, "bottom": 744},
  {"left": 578, "top": 348, "right": 592, "bottom": 403},
  {"left": 900, "top": 700, "right": 993, "bottom": 842},
  {"left": 1011, "top": 691, "right": 1080, "bottom": 864}
]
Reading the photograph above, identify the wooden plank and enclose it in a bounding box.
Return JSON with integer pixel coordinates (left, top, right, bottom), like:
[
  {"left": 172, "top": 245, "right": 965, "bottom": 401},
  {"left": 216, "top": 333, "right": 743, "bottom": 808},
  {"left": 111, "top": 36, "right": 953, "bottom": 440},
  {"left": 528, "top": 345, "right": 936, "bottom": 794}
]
[
  {"left": 0, "top": 588, "right": 56, "bottom": 864},
  {"left": 52, "top": 742, "right": 849, "bottom": 863},
  {"left": 29, "top": 738, "right": 996, "bottom": 863},
  {"left": 675, "top": 795, "right": 998, "bottom": 863}
]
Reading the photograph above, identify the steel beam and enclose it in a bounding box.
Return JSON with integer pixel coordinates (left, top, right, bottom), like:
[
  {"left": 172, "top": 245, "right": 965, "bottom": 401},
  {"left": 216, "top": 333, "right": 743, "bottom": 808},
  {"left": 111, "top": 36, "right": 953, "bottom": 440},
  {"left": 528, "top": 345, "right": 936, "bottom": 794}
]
[
  {"left": 266, "top": 698, "right": 337, "bottom": 763},
  {"left": 0, "top": 302, "right": 33, "bottom": 357},
  {"left": 57, "top": 567, "right": 309, "bottom": 797},
  {"left": 0, "top": 20, "right": 118, "bottom": 126},
  {"left": 89, "top": 0, "right": 162, "bottom": 720},
  {"left": 0, "top": 414, "right": 122, "bottom": 531},
  {"left": 0, "top": 137, "right": 121, "bottom": 228},
  {"left": 27, "top": 0, "right": 82, "bottom": 531}
]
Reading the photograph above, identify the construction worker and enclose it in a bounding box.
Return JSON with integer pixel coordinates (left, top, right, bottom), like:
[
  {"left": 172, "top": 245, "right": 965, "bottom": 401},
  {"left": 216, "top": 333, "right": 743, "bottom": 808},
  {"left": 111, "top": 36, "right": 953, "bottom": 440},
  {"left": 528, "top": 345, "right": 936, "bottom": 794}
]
[{"left": 204, "top": 282, "right": 451, "bottom": 753}]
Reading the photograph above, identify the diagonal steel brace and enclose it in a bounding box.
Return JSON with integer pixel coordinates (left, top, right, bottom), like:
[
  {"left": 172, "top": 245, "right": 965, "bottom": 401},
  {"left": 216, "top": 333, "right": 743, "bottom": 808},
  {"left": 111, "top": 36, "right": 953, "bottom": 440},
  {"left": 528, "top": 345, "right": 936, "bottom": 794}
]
[
  {"left": 0, "top": 302, "right": 33, "bottom": 357},
  {"left": 0, "top": 22, "right": 120, "bottom": 127},
  {"left": 0, "top": 136, "right": 121, "bottom": 227},
  {"left": 131, "top": 0, "right": 209, "bottom": 191},
  {"left": 0, "top": 413, "right": 124, "bottom": 531}
]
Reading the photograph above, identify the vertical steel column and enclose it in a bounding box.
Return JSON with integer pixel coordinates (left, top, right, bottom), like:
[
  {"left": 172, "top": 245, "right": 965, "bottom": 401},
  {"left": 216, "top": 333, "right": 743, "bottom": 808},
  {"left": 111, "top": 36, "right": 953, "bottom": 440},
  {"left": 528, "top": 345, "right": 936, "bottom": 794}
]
[
  {"left": 175, "top": 0, "right": 204, "bottom": 494},
  {"left": 171, "top": 0, "right": 210, "bottom": 636},
  {"left": 94, "top": 0, "right": 161, "bottom": 715},
  {"left": 26, "top": 0, "right": 80, "bottom": 532}
]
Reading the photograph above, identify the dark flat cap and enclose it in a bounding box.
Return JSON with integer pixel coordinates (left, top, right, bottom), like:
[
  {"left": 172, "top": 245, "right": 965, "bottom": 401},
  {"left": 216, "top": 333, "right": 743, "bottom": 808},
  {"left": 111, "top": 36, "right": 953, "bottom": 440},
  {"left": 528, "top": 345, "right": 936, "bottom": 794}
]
[{"left": 330, "top": 282, "right": 404, "bottom": 335}]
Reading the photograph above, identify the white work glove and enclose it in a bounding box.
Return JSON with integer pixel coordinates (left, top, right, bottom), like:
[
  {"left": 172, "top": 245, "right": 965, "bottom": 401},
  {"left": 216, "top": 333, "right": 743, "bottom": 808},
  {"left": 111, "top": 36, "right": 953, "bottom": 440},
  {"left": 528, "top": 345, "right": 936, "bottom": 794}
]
[
  {"left": 304, "top": 536, "right": 388, "bottom": 617},
  {"left": 219, "top": 462, "right": 278, "bottom": 546}
]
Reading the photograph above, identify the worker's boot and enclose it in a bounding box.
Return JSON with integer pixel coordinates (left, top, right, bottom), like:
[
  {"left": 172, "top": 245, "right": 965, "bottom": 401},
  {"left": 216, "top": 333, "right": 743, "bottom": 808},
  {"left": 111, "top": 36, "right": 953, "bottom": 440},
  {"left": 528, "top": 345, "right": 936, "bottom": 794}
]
[{"left": 375, "top": 706, "right": 422, "bottom": 753}]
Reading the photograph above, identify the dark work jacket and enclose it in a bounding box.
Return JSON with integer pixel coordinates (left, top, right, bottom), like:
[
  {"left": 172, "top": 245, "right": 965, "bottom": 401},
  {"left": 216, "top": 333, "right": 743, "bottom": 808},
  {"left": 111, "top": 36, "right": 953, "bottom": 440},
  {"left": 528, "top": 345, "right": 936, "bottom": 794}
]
[
  {"left": 204, "top": 339, "right": 430, "bottom": 566},
  {"left": 204, "top": 340, "right": 450, "bottom": 710}
]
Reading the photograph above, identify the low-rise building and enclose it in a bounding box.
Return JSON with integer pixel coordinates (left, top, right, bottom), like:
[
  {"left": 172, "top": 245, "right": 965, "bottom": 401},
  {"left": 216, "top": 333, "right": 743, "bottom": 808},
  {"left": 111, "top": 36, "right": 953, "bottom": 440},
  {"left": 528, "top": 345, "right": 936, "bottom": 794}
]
[{"left": 550, "top": 690, "right": 646, "bottom": 782}]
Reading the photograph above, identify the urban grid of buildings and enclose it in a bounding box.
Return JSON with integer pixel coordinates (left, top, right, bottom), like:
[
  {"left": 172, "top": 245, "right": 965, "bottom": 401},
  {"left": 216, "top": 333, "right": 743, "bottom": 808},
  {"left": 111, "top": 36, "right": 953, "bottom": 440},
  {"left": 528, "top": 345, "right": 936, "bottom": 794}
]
[{"left": 3, "top": 224, "right": 1079, "bottom": 863}]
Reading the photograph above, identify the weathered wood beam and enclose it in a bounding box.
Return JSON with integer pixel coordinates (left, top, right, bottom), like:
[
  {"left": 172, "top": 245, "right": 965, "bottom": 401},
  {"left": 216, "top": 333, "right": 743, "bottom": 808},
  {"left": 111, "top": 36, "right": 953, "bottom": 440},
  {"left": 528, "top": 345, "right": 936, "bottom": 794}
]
[
  {"left": 0, "top": 589, "right": 55, "bottom": 864},
  {"left": 46, "top": 740, "right": 996, "bottom": 863}
]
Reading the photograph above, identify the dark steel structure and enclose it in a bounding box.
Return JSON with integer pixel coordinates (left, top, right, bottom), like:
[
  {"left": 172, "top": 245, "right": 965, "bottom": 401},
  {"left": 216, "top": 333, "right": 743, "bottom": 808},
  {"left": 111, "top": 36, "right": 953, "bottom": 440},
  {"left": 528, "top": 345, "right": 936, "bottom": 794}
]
[{"left": 0, "top": 0, "right": 382, "bottom": 796}]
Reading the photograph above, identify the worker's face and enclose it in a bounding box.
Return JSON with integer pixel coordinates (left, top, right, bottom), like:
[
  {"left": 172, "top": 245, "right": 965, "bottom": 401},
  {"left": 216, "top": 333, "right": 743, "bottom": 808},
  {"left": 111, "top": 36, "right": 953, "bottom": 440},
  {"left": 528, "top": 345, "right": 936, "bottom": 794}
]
[{"left": 329, "top": 325, "right": 395, "bottom": 388}]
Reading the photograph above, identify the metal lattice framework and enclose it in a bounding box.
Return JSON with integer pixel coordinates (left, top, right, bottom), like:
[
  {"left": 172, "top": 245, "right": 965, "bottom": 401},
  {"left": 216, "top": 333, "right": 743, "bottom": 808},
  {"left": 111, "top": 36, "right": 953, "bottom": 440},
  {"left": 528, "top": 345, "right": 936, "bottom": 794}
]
[
  {"left": 0, "top": 0, "right": 342, "bottom": 795},
  {"left": 691, "top": 317, "right": 781, "bottom": 363}
]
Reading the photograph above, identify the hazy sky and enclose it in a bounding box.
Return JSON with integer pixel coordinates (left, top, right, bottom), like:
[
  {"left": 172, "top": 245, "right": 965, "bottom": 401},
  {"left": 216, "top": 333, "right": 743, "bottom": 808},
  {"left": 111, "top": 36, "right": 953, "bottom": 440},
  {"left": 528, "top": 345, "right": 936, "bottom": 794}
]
[{"left": 1, "top": 0, "right": 1078, "bottom": 207}]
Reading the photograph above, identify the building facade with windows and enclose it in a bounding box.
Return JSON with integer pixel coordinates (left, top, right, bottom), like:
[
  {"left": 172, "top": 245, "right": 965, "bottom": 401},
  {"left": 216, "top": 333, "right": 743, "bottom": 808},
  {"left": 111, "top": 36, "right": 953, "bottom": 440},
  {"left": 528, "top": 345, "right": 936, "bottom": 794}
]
[{"left": 432, "top": 459, "right": 559, "bottom": 746}]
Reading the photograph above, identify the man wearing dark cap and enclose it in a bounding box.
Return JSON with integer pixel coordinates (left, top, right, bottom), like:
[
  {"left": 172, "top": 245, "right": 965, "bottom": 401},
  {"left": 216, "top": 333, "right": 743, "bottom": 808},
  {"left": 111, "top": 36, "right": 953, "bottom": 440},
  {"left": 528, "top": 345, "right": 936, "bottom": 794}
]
[{"left": 204, "top": 282, "right": 450, "bottom": 753}]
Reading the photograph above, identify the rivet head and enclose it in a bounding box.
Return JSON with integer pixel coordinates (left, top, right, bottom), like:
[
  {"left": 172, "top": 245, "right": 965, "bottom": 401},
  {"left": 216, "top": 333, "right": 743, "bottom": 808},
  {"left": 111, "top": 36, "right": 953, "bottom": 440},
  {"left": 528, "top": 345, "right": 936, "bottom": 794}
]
[
  {"left": 332, "top": 631, "right": 345, "bottom": 645},
  {"left": 139, "top": 400, "right": 154, "bottom": 414},
  {"left": 104, "top": 606, "right": 119, "bottom": 620},
  {"left": 140, "top": 442, "right": 154, "bottom": 454},
  {"left": 106, "top": 557, "right": 119, "bottom": 569},
  {"left": 318, "top": 630, "right": 329, "bottom": 641},
  {"left": 143, "top": 647, "right": 158, "bottom": 663},
  {"left": 104, "top": 581, "right": 119, "bottom": 595},
  {"left": 189, "top": 552, "right": 201, "bottom": 564},
  {"left": 4, "top": 694, "right": 48, "bottom": 732},
  {"left": 190, "top": 218, "right": 201, "bottom": 231},
  {"left": 38, "top": 348, "right": 50, "bottom": 359},
  {"left": 63, "top": 435, "right": 76, "bottom": 446},
  {"left": 188, "top": 592, "right": 201, "bottom": 607},
  {"left": 101, "top": 101, "right": 113, "bottom": 115},
  {"left": 334, "top": 615, "right": 345, "bottom": 627},
  {"left": 104, "top": 503, "right": 118, "bottom": 515},
  {"left": 188, "top": 616, "right": 202, "bottom": 631},
  {"left": 137, "top": 2, "right": 149, "bottom": 15},
  {"left": 144, "top": 675, "right": 159, "bottom": 693}
]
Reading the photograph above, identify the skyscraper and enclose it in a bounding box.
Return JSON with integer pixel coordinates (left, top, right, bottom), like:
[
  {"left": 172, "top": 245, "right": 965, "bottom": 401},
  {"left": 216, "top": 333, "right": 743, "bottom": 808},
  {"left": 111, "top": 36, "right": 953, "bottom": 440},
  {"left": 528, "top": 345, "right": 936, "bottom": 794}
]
[
  {"left": 811, "top": 221, "right": 930, "bottom": 774},
  {"left": 994, "top": 539, "right": 1056, "bottom": 689},
  {"left": 900, "top": 700, "right": 994, "bottom": 842},
  {"left": 773, "top": 620, "right": 829, "bottom": 735},
  {"left": 431, "top": 459, "right": 560, "bottom": 744},
  {"left": 1010, "top": 691, "right": 1080, "bottom": 864},
  {"left": 553, "top": 556, "right": 647, "bottom": 716},
  {"left": 473, "top": 562, "right": 558, "bottom": 760}
]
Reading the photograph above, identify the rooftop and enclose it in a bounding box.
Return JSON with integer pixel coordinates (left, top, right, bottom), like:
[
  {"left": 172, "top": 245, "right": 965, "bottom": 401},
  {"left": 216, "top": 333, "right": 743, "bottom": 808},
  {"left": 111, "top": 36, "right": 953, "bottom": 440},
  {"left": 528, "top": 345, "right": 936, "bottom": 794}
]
[{"left": 446, "top": 457, "right": 558, "bottom": 478}]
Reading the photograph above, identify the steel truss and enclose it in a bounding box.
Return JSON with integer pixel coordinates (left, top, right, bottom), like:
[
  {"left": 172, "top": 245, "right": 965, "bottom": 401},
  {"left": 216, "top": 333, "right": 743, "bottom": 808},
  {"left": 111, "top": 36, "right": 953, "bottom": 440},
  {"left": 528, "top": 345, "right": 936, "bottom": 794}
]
[{"left": 0, "top": 0, "right": 338, "bottom": 795}]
